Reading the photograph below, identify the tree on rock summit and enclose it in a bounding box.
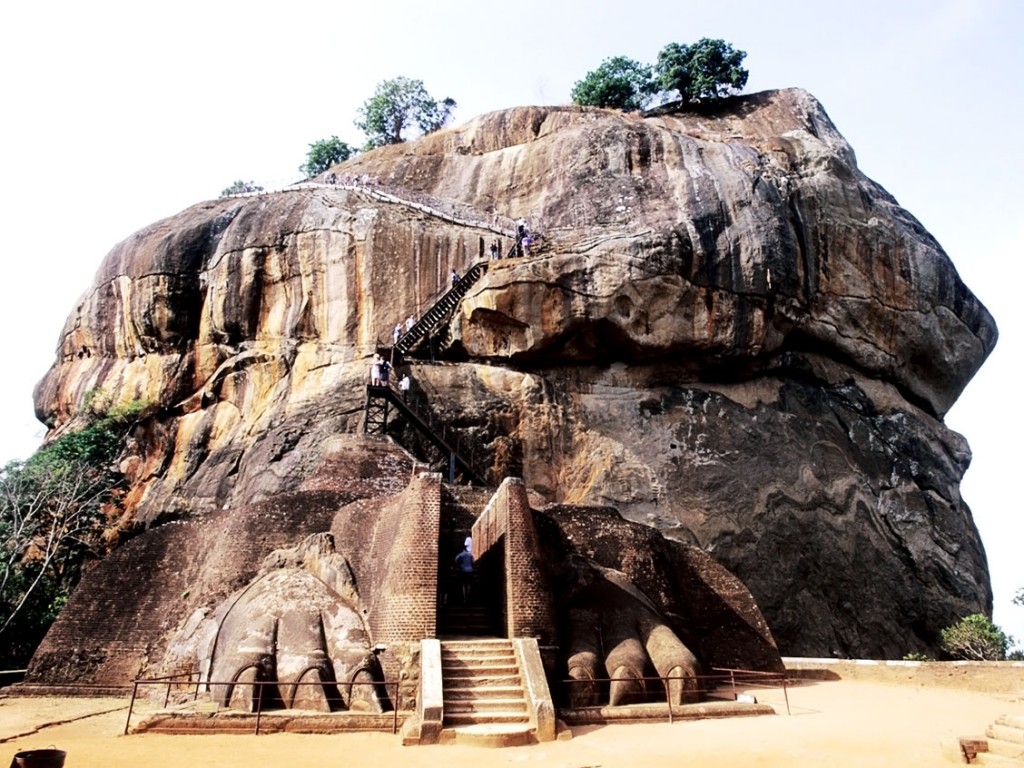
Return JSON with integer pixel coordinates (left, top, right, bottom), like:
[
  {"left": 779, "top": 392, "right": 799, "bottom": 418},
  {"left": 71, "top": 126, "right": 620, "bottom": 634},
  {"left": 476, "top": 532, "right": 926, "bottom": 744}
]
[
  {"left": 655, "top": 38, "right": 748, "bottom": 105},
  {"left": 356, "top": 77, "right": 456, "bottom": 149},
  {"left": 299, "top": 136, "right": 354, "bottom": 178},
  {"left": 571, "top": 56, "right": 656, "bottom": 112}
]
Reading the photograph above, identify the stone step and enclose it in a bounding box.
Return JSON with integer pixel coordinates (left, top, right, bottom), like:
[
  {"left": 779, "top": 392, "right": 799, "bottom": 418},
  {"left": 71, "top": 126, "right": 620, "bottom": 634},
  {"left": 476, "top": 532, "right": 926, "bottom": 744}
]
[
  {"left": 445, "top": 698, "right": 528, "bottom": 715},
  {"left": 444, "top": 673, "right": 522, "bottom": 688},
  {"left": 444, "top": 710, "right": 531, "bottom": 727},
  {"left": 444, "top": 685, "right": 524, "bottom": 701},
  {"left": 1000, "top": 715, "right": 1024, "bottom": 730},
  {"left": 441, "top": 640, "right": 514, "bottom": 652},
  {"left": 990, "top": 724, "right": 1024, "bottom": 744},
  {"left": 442, "top": 655, "right": 517, "bottom": 668},
  {"left": 988, "top": 738, "right": 1024, "bottom": 760},
  {"left": 974, "top": 753, "right": 1024, "bottom": 767},
  {"left": 443, "top": 665, "right": 520, "bottom": 680},
  {"left": 442, "top": 647, "right": 516, "bottom": 659},
  {"left": 439, "top": 723, "right": 534, "bottom": 748}
]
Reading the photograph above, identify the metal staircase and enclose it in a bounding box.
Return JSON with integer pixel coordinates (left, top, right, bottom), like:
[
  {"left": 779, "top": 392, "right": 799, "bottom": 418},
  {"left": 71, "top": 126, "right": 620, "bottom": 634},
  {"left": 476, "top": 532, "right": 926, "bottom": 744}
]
[
  {"left": 362, "top": 384, "right": 489, "bottom": 486},
  {"left": 394, "top": 260, "right": 490, "bottom": 358}
]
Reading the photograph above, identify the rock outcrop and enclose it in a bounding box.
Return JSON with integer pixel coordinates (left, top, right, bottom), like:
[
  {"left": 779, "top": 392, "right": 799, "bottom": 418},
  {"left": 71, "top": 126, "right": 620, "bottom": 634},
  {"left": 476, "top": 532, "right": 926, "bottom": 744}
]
[{"left": 34, "top": 89, "right": 996, "bottom": 657}]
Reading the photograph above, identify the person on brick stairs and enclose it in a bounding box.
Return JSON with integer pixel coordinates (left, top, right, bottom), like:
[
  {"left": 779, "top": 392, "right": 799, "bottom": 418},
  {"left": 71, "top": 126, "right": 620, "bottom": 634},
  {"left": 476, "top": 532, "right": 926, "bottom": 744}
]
[{"left": 455, "top": 543, "right": 474, "bottom": 603}]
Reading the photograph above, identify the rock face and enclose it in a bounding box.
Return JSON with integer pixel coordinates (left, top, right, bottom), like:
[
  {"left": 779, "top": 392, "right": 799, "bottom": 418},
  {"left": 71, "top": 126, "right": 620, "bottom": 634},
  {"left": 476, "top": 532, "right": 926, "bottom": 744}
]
[{"left": 34, "top": 89, "right": 996, "bottom": 658}]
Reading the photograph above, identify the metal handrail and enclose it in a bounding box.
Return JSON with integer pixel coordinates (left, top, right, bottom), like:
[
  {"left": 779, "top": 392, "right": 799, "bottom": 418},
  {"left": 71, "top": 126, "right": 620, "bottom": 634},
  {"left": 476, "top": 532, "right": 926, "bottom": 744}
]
[
  {"left": 560, "top": 667, "right": 791, "bottom": 719},
  {"left": 125, "top": 675, "right": 406, "bottom": 736}
]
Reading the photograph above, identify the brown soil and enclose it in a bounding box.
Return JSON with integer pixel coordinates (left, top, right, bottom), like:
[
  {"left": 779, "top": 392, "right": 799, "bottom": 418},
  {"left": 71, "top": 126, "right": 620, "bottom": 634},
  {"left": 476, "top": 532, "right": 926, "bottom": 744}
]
[{"left": 2, "top": 678, "right": 1022, "bottom": 767}]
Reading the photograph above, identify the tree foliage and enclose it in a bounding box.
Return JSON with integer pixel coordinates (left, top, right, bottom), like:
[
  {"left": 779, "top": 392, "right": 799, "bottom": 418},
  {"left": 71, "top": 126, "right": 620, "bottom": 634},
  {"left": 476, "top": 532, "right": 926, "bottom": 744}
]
[
  {"left": 938, "top": 613, "right": 1011, "bottom": 661},
  {"left": 355, "top": 77, "right": 456, "bottom": 149},
  {"left": 0, "top": 396, "right": 146, "bottom": 667},
  {"left": 655, "top": 38, "right": 748, "bottom": 105},
  {"left": 299, "top": 136, "right": 354, "bottom": 178},
  {"left": 1014, "top": 587, "right": 1023, "bottom": 607},
  {"left": 220, "top": 180, "right": 264, "bottom": 197},
  {"left": 571, "top": 56, "right": 655, "bottom": 112}
]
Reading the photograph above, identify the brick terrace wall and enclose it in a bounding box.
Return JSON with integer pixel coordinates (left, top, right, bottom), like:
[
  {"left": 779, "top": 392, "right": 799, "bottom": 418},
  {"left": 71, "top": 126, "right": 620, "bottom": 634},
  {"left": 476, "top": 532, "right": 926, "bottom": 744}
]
[
  {"left": 359, "top": 472, "right": 442, "bottom": 643},
  {"left": 472, "top": 478, "right": 556, "bottom": 644}
]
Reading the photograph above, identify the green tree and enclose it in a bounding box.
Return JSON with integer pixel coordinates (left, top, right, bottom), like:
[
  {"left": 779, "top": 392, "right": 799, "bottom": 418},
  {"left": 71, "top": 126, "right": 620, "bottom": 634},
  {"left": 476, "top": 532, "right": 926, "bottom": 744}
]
[
  {"left": 571, "top": 56, "right": 655, "bottom": 112},
  {"left": 299, "top": 136, "right": 354, "bottom": 178},
  {"left": 938, "top": 613, "right": 1011, "bottom": 661},
  {"left": 220, "top": 180, "right": 264, "bottom": 197},
  {"left": 355, "top": 77, "right": 456, "bottom": 148},
  {"left": 655, "top": 38, "right": 748, "bottom": 106},
  {"left": 1014, "top": 587, "right": 1023, "bottom": 606},
  {"left": 0, "top": 397, "right": 146, "bottom": 667}
]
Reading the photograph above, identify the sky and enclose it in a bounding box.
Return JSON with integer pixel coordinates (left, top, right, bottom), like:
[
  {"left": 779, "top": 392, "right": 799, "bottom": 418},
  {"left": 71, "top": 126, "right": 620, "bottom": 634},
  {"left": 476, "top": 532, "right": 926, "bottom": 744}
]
[{"left": 1, "top": 0, "right": 1020, "bottom": 648}]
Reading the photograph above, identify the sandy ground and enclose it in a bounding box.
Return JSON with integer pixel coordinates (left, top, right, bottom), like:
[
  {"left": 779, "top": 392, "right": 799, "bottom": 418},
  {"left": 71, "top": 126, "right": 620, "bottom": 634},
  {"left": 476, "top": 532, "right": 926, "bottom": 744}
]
[{"left": 2, "top": 679, "right": 1021, "bottom": 767}]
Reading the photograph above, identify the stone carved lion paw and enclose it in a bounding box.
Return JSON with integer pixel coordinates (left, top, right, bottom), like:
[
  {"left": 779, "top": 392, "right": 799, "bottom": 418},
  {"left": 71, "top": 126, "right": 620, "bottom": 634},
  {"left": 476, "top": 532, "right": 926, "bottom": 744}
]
[
  {"left": 194, "top": 533, "right": 386, "bottom": 712},
  {"left": 565, "top": 562, "right": 701, "bottom": 708}
]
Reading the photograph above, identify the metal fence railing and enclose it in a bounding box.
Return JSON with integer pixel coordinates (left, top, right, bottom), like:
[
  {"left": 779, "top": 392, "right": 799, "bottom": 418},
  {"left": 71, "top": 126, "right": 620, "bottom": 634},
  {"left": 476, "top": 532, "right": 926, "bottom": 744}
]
[
  {"left": 559, "top": 666, "right": 791, "bottom": 721},
  {"left": 125, "top": 674, "right": 405, "bottom": 736}
]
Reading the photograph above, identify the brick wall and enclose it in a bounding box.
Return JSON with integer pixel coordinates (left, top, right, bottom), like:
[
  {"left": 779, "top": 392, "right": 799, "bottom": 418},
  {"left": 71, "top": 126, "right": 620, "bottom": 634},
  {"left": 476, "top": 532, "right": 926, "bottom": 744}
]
[
  {"left": 358, "top": 472, "right": 441, "bottom": 642},
  {"left": 472, "top": 478, "right": 556, "bottom": 644}
]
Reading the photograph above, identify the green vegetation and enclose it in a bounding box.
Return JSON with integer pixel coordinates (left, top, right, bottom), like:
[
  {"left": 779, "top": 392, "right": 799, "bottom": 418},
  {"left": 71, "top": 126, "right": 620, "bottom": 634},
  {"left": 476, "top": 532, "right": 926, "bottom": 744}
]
[
  {"left": 901, "top": 651, "right": 934, "bottom": 661},
  {"left": 299, "top": 136, "right": 354, "bottom": 178},
  {"left": 0, "top": 394, "right": 147, "bottom": 668},
  {"left": 571, "top": 38, "right": 748, "bottom": 112},
  {"left": 355, "top": 77, "right": 456, "bottom": 148},
  {"left": 571, "top": 56, "right": 655, "bottom": 112},
  {"left": 655, "top": 38, "right": 748, "bottom": 105},
  {"left": 938, "top": 613, "right": 1012, "bottom": 661},
  {"left": 220, "top": 180, "right": 264, "bottom": 197}
]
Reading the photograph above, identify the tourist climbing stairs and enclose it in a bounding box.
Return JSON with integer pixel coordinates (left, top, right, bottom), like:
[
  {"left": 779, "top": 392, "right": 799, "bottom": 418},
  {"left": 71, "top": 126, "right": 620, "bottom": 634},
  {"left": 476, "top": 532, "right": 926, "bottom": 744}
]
[
  {"left": 362, "top": 384, "right": 488, "bottom": 486},
  {"left": 394, "top": 260, "right": 490, "bottom": 358},
  {"left": 440, "top": 639, "right": 533, "bottom": 744},
  {"left": 963, "top": 714, "right": 1024, "bottom": 764}
]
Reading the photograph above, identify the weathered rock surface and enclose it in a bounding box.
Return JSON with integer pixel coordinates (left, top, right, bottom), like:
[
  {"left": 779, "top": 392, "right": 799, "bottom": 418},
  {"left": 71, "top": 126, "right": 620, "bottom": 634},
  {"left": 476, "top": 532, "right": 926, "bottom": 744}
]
[
  {"left": 26, "top": 438, "right": 780, "bottom": 697},
  {"left": 34, "top": 89, "right": 996, "bottom": 657}
]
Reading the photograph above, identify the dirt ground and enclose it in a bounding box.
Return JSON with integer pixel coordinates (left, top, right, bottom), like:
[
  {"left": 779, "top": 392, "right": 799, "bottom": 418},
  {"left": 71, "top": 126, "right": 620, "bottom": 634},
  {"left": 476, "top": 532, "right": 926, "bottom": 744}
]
[{"left": 2, "top": 678, "right": 1021, "bottom": 767}]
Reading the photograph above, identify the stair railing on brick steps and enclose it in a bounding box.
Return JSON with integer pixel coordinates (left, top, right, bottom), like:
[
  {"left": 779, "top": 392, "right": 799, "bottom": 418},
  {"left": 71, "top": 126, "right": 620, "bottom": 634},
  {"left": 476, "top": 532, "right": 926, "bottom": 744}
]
[{"left": 362, "top": 383, "right": 490, "bottom": 487}]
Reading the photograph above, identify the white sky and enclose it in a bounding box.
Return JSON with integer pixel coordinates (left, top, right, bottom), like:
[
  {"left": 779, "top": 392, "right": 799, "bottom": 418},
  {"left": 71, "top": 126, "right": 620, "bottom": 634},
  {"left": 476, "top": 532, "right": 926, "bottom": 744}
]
[{"left": 1, "top": 0, "right": 1020, "bottom": 648}]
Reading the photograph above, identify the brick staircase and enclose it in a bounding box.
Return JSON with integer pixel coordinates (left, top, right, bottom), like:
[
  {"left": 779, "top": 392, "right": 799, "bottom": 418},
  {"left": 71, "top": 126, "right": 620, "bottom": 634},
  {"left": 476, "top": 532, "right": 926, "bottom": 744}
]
[
  {"left": 440, "top": 639, "right": 534, "bottom": 746},
  {"left": 961, "top": 715, "right": 1024, "bottom": 764},
  {"left": 438, "top": 601, "right": 495, "bottom": 637}
]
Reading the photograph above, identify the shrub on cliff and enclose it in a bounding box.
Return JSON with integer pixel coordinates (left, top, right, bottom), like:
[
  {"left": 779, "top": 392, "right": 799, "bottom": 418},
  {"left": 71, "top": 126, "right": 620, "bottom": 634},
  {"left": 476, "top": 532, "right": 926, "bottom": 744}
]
[
  {"left": 220, "top": 180, "right": 264, "bottom": 197},
  {"left": 571, "top": 56, "right": 656, "bottom": 112},
  {"left": 939, "top": 613, "right": 1011, "bottom": 661},
  {"left": 299, "top": 136, "right": 354, "bottom": 178},
  {"left": 356, "top": 77, "right": 456, "bottom": 148},
  {"left": 0, "top": 397, "right": 147, "bottom": 667}
]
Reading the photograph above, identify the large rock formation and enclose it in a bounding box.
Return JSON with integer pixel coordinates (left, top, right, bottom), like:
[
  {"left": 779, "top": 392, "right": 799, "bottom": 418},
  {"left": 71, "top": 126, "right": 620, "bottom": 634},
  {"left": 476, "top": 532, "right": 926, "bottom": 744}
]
[{"left": 34, "top": 89, "right": 996, "bottom": 658}]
